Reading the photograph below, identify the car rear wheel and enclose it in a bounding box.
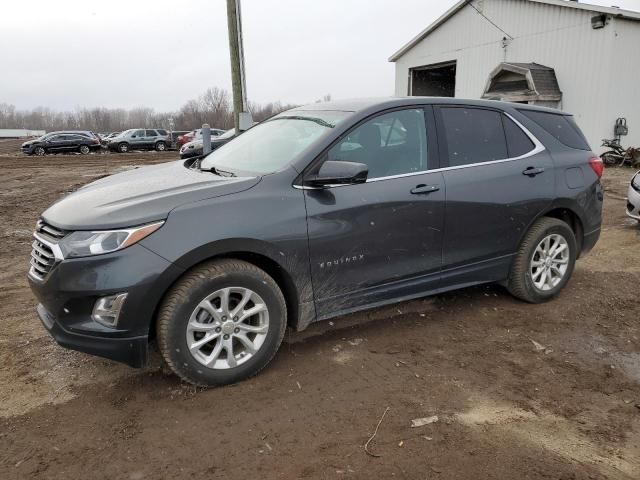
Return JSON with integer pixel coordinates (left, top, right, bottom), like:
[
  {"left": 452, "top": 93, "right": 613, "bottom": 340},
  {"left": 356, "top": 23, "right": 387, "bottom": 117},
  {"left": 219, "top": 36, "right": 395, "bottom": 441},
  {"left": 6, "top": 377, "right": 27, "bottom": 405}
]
[
  {"left": 507, "top": 217, "right": 576, "bottom": 303},
  {"left": 157, "top": 259, "right": 287, "bottom": 386},
  {"left": 155, "top": 141, "right": 166, "bottom": 152},
  {"left": 34, "top": 146, "right": 46, "bottom": 156},
  {"left": 79, "top": 145, "right": 90, "bottom": 155},
  {"left": 118, "top": 142, "right": 129, "bottom": 153}
]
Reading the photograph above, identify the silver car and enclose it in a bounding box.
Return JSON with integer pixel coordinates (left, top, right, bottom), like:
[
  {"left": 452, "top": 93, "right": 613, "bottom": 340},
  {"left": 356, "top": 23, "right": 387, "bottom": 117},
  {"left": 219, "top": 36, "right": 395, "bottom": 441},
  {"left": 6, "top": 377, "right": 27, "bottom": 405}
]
[
  {"left": 627, "top": 171, "right": 640, "bottom": 221},
  {"left": 107, "top": 129, "right": 169, "bottom": 153}
]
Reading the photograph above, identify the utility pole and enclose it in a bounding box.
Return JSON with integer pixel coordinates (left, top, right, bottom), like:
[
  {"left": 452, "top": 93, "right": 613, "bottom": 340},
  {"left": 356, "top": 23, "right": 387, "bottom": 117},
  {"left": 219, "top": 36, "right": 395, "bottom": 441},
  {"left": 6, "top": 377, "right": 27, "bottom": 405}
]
[{"left": 226, "top": 0, "right": 251, "bottom": 134}]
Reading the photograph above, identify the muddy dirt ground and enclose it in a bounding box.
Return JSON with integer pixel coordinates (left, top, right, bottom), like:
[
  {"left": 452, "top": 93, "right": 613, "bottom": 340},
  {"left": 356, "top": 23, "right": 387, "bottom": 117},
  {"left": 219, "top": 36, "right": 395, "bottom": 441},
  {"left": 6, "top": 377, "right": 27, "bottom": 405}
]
[{"left": 0, "top": 148, "right": 639, "bottom": 479}]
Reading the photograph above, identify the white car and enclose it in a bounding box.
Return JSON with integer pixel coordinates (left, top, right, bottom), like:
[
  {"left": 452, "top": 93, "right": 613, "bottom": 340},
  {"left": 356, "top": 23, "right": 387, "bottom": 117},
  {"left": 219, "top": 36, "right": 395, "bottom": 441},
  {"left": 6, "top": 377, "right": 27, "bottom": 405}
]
[{"left": 627, "top": 170, "right": 640, "bottom": 221}]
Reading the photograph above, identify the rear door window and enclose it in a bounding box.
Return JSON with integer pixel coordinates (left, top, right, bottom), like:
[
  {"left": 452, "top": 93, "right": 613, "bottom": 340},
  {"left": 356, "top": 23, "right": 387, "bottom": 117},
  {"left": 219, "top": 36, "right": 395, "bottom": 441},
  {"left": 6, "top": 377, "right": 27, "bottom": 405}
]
[
  {"left": 440, "top": 107, "right": 508, "bottom": 166},
  {"left": 502, "top": 115, "right": 535, "bottom": 157},
  {"left": 145, "top": 129, "right": 157, "bottom": 136},
  {"left": 518, "top": 110, "right": 590, "bottom": 150}
]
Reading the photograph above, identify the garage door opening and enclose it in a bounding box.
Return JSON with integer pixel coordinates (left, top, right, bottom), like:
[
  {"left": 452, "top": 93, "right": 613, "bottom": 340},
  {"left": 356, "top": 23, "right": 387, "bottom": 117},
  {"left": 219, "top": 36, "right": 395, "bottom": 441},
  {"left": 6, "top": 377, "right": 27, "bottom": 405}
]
[{"left": 410, "top": 61, "right": 456, "bottom": 97}]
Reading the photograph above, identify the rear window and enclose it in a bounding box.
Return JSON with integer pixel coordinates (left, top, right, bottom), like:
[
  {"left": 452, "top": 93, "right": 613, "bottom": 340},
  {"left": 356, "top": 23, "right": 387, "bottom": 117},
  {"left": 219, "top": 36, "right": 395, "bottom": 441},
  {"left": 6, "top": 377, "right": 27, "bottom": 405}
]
[
  {"left": 519, "top": 110, "right": 590, "bottom": 150},
  {"left": 440, "top": 107, "right": 508, "bottom": 167}
]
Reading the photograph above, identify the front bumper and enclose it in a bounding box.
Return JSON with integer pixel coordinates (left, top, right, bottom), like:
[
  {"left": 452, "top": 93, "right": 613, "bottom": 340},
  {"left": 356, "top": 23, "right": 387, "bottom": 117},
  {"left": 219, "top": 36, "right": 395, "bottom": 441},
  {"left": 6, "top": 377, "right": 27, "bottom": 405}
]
[
  {"left": 36, "top": 303, "right": 148, "bottom": 367},
  {"left": 28, "top": 243, "right": 184, "bottom": 367},
  {"left": 626, "top": 181, "right": 640, "bottom": 220}
]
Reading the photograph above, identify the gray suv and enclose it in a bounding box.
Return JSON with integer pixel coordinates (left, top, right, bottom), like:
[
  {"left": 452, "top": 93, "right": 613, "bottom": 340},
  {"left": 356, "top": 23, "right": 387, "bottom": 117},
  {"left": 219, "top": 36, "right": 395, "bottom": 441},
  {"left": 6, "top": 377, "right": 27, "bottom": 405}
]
[
  {"left": 107, "top": 128, "right": 169, "bottom": 153},
  {"left": 28, "top": 98, "right": 603, "bottom": 386}
]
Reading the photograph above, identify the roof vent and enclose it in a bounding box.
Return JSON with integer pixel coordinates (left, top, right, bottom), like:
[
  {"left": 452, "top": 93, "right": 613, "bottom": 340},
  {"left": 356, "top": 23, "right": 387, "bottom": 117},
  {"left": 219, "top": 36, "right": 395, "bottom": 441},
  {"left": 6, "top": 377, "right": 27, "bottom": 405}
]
[{"left": 591, "top": 14, "right": 608, "bottom": 29}]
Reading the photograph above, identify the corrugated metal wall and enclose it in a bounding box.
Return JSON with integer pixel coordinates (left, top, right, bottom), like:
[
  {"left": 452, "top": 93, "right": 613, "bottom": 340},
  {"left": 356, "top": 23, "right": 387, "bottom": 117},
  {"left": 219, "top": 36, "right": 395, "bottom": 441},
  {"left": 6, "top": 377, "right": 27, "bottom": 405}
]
[{"left": 393, "top": 0, "right": 640, "bottom": 151}]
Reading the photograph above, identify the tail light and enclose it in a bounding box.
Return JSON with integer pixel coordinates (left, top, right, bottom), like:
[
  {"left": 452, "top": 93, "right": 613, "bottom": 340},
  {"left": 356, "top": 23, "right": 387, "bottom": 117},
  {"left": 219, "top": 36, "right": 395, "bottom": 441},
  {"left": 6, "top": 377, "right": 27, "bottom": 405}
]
[
  {"left": 93, "top": 138, "right": 100, "bottom": 144},
  {"left": 589, "top": 157, "right": 604, "bottom": 178}
]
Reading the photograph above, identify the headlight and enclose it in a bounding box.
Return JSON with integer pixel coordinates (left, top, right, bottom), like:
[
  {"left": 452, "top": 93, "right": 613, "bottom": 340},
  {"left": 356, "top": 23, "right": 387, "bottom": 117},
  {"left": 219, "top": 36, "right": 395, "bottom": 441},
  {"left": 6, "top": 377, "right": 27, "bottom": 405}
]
[
  {"left": 59, "top": 221, "right": 164, "bottom": 258},
  {"left": 633, "top": 172, "right": 640, "bottom": 190}
]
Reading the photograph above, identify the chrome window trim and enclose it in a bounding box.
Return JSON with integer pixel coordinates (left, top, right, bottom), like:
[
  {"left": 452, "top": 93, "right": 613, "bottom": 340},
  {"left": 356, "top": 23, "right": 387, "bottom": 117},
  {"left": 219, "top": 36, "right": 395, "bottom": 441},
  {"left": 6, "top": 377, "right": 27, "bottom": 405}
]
[{"left": 293, "top": 111, "right": 545, "bottom": 189}]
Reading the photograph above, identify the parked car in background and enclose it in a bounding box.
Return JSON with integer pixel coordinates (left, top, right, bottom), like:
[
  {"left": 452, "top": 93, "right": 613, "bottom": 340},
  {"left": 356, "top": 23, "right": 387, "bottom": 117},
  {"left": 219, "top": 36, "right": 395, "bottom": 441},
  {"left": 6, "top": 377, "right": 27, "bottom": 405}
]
[
  {"left": 28, "top": 98, "right": 603, "bottom": 386},
  {"left": 22, "top": 132, "right": 102, "bottom": 156},
  {"left": 167, "top": 131, "right": 190, "bottom": 149},
  {"left": 106, "top": 129, "right": 169, "bottom": 153},
  {"left": 179, "top": 129, "right": 237, "bottom": 159},
  {"left": 100, "top": 132, "right": 121, "bottom": 145},
  {"left": 177, "top": 128, "right": 225, "bottom": 147},
  {"left": 626, "top": 170, "right": 640, "bottom": 221}
]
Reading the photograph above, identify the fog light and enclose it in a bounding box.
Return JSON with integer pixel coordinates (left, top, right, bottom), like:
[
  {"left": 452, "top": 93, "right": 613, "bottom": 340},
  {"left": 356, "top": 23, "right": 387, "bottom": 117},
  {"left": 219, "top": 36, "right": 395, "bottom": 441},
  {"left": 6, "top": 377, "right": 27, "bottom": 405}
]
[{"left": 92, "top": 293, "right": 128, "bottom": 327}]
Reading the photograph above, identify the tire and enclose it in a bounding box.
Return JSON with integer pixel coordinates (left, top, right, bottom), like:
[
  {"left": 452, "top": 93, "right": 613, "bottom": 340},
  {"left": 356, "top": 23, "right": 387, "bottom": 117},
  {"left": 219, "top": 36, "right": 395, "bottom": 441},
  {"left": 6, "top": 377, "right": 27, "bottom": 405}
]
[
  {"left": 155, "top": 141, "right": 166, "bottom": 152},
  {"left": 34, "top": 146, "right": 46, "bottom": 156},
  {"left": 157, "top": 259, "right": 287, "bottom": 386},
  {"left": 79, "top": 145, "right": 90, "bottom": 155},
  {"left": 118, "top": 142, "right": 129, "bottom": 153},
  {"left": 507, "top": 217, "right": 577, "bottom": 303}
]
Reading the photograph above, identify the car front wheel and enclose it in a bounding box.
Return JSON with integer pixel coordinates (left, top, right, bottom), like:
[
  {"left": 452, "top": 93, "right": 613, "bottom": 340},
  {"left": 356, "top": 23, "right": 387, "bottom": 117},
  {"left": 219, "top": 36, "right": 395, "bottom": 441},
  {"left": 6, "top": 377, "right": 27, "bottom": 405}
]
[
  {"left": 79, "top": 145, "right": 90, "bottom": 155},
  {"left": 155, "top": 141, "right": 166, "bottom": 152},
  {"left": 507, "top": 217, "right": 577, "bottom": 303},
  {"left": 118, "top": 143, "right": 129, "bottom": 153},
  {"left": 157, "top": 259, "right": 287, "bottom": 386},
  {"left": 34, "top": 146, "right": 46, "bottom": 156}
]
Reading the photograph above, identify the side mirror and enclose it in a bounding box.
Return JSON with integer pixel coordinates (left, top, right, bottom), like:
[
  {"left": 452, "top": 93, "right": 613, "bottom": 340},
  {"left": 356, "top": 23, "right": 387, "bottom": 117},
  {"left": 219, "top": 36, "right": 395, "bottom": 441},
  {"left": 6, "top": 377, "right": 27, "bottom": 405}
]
[{"left": 305, "top": 160, "right": 368, "bottom": 188}]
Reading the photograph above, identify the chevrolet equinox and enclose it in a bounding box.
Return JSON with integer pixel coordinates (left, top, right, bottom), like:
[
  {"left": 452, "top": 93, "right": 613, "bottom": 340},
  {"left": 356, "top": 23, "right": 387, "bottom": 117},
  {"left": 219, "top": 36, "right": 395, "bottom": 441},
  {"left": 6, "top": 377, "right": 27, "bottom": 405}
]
[{"left": 28, "top": 98, "right": 603, "bottom": 386}]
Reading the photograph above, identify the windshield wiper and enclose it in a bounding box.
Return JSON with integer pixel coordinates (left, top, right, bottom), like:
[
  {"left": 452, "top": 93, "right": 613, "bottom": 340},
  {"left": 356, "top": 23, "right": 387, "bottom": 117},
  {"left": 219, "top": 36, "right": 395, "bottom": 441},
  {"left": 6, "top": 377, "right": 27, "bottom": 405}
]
[
  {"left": 270, "top": 115, "right": 335, "bottom": 129},
  {"left": 201, "top": 165, "right": 236, "bottom": 177}
]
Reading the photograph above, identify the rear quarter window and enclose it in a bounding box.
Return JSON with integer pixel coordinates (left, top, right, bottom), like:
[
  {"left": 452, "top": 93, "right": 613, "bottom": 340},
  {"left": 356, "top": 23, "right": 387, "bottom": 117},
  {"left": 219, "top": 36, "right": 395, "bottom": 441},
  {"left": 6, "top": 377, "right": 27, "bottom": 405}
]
[
  {"left": 519, "top": 110, "right": 590, "bottom": 150},
  {"left": 502, "top": 116, "right": 535, "bottom": 157}
]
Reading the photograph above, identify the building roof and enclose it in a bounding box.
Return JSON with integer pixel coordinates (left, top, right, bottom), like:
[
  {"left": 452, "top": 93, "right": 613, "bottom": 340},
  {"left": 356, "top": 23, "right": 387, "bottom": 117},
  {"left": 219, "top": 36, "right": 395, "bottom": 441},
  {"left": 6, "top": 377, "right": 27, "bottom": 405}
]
[{"left": 389, "top": 0, "right": 640, "bottom": 62}]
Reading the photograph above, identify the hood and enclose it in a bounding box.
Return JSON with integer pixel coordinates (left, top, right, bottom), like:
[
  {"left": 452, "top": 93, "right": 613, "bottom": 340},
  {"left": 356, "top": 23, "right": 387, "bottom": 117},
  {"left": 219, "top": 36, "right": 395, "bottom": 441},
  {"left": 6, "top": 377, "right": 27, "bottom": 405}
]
[
  {"left": 42, "top": 160, "right": 260, "bottom": 230},
  {"left": 22, "top": 139, "right": 37, "bottom": 146}
]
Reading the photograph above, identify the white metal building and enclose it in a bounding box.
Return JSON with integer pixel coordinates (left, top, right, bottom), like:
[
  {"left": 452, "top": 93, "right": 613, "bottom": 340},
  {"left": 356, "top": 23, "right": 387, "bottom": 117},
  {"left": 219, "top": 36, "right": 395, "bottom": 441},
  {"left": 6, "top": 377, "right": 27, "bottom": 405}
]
[
  {"left": 0, "top": 129, "right": 45, "bottom": 139},
  {"left": 390, "top": 0, "right": 640, "bottom": 151}
]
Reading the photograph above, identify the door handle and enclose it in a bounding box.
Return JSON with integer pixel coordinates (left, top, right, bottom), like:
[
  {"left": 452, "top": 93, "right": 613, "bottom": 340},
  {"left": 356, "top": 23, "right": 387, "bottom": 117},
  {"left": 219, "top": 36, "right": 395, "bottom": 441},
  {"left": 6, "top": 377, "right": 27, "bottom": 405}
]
[
  {"left": 411, "top": 184, "right": 440, "bottom": 195},
  {"left": 522, "top": 166, "right": 545, "bottom": 177}
]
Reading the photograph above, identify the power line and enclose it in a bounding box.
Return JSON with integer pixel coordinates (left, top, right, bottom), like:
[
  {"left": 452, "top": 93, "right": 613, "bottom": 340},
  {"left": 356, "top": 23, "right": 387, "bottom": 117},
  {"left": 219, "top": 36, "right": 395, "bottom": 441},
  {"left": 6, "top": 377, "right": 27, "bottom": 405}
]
[{"left": 466, "top": 0, "right": 514, "bottom": 39}]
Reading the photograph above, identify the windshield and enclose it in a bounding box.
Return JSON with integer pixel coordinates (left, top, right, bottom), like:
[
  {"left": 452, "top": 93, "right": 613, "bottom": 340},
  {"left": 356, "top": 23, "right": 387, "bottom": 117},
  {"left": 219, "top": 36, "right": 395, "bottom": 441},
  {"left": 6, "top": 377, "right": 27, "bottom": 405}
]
[{"left": 200, "top": 110, "right": 350, "bottom": 175}]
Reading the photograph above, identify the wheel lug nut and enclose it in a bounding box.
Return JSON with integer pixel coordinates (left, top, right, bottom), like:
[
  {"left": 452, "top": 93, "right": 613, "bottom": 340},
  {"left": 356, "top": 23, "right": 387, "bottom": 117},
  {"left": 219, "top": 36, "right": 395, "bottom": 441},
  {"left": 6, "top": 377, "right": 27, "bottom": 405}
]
[
  {"left": 222, "top": 316, "right": 227, "bottom": 321},
  {"left": 233, "top": 317, "right": 238, "bottom": 321},
  {"left": 234, "top": 328, "right": 240, "bottom": 333},
  {"left": 223, "top": 334, "right": 229, "bottom": 340},
  {"left": 215, "top": 327, "right": 221, "bottom": 333}
]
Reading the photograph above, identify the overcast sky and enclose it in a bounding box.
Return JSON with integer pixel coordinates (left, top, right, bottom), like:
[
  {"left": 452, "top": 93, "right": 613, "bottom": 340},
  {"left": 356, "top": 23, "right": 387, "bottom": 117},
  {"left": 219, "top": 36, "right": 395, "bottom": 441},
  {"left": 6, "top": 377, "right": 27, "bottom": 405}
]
[{"left": 1, "top": 0, "right": 638, "bottom": 111}]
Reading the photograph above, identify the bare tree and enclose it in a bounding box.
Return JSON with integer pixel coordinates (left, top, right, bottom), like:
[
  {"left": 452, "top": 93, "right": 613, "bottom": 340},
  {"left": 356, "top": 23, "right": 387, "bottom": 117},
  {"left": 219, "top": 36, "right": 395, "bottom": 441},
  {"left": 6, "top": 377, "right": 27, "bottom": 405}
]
[{"left": 0, "top": 88, "right": 299, "bottom": 132}]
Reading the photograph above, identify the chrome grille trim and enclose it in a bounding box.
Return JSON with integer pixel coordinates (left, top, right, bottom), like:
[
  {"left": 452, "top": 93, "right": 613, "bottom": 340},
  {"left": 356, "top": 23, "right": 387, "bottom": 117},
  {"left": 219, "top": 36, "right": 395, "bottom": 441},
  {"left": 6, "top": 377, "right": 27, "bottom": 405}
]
[
  {"left": 28, "top": 233, "right": 64, "bottom": 281},
  {"left": 36, "top": 220, "right": 67, "bottom": 239}
]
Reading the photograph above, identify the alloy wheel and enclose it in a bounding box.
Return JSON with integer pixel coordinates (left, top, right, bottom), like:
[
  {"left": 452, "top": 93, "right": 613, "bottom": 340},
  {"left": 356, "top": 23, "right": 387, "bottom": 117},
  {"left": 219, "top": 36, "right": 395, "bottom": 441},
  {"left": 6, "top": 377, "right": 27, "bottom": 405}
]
[
  {"left": 530, "top": 233, "right": 569, "bottom": 291},
  {"left": 186, "top": 287, "right": 269, "bottom": 369}
]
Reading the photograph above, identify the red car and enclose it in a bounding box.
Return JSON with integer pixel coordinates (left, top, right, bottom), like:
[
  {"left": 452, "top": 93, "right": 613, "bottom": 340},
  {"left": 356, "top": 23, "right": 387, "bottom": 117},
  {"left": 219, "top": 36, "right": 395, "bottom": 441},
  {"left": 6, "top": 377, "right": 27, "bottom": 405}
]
[{"left": 177, "top": 128, "right": 225, "bottom": 147}]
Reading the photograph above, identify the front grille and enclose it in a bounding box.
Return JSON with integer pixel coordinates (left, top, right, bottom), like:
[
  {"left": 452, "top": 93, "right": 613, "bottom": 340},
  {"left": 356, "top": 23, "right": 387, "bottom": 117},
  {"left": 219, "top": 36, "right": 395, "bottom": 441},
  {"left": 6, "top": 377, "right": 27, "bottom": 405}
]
[
  {"left": 30, "top": 239, "right": 56, "bottom": 280},
  {"left": 29, "top": 220, "right": 66, "bottom": 280},
  {"left": 36, "top": 220, "right": 67, "bottom": 240}
]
